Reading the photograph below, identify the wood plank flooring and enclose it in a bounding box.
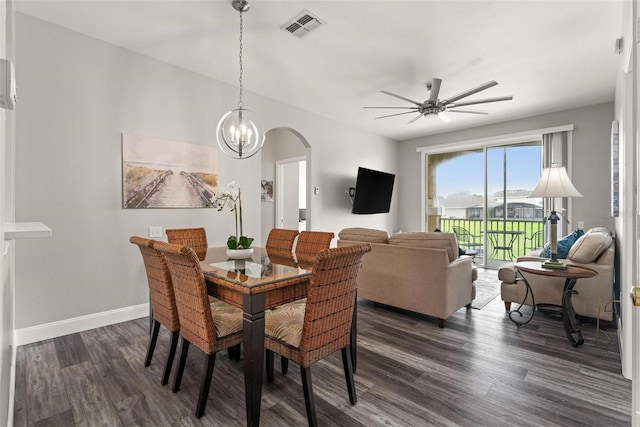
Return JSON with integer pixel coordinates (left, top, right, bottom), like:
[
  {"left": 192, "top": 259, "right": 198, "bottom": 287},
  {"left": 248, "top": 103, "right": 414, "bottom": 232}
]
[{"left": 14, "top": 276, "right": 631, "bottom": 426}]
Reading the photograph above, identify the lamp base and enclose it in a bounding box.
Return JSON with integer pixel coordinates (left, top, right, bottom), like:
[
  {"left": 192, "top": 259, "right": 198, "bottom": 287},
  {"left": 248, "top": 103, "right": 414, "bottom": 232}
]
[{"left": 541, "top": 260, "right": 568, "bottom": 270}]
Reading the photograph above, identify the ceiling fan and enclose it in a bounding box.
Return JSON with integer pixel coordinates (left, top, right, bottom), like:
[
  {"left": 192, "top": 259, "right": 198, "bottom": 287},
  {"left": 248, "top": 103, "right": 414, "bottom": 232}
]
[{"left": 364, "top": 78, "right": 513, "bottom": 124}]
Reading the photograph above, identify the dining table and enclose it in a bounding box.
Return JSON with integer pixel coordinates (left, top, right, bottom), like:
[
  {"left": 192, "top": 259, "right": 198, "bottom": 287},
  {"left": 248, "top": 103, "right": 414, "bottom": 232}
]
[{"left": 199, "top": 246, "right": 358, "bottom": 427}]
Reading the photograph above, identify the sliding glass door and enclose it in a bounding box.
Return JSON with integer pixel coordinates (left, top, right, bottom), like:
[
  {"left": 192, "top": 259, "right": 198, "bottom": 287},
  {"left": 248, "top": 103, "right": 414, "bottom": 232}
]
[{"left": 426, "top": 141, "right": 543, "bottom": 268}]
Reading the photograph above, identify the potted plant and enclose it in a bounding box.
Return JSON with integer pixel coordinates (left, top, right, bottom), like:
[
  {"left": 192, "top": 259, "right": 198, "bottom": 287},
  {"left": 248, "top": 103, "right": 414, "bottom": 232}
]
[{"left": 208, "top": 181, "right": 254, "bottom": 258}]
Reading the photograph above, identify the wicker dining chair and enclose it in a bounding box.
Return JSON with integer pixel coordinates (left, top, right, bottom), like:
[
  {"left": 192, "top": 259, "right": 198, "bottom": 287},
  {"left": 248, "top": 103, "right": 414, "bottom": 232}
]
[
  {"left": 129, "top": 236, "right": 180, "bottom": 386},
  {"left": 265, "top": 228, "right": 299, "bottom": 253},
  {"left": 153, "top": 241, "right": 243, "bottom": 418},
  {"left": 166, "top": 227, "right": 208, "bottom": 261},
  {"left": 264, "top": 244, "right": 371, "bottom": 427},
  {"left": 294, "top": 231, "right": 335, "bottom": 264},
  {"left": 274, "top": 230, "right": 334, "bottom": 375}
]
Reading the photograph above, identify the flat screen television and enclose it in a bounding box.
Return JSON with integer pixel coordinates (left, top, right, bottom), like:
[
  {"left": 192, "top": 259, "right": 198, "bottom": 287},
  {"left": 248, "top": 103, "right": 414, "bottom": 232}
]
[{"left": 351, "top": 167, "right": 395, "bottom": 214}]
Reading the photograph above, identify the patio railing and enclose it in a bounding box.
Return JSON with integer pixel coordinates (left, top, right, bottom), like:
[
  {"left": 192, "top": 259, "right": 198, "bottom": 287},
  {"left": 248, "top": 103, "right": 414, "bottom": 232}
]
[{"left": 440, "top": 218, "right": 544, "bottom": 263}]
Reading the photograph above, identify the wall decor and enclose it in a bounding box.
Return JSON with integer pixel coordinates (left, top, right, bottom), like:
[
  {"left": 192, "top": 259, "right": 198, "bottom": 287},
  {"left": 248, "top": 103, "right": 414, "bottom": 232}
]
[
  {"left": 122, "top": 133, "right": 218, "bottom": 208},
  {"left": 611, "top": 120, "right": 619, "bottom": 217},
  {"left": 261, "top": 180, "right": 274, "bottom": 202}
]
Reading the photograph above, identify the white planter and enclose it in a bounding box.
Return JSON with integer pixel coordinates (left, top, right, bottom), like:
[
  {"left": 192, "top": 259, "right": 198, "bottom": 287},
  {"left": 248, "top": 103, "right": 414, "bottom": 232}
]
[{"left": 226, "top": 248, "right": 254, "bottom": 259}]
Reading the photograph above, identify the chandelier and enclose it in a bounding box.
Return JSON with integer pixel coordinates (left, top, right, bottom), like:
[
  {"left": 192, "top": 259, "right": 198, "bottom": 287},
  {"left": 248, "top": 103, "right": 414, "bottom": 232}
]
[{"left": 216, "top": 0, "right": 265, "bottom": 159}]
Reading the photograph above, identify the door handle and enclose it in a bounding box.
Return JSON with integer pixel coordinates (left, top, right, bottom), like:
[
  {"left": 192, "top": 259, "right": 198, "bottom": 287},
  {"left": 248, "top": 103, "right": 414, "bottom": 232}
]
[{"left": 630, "top": 286, "right": 640, "bottom": 306}]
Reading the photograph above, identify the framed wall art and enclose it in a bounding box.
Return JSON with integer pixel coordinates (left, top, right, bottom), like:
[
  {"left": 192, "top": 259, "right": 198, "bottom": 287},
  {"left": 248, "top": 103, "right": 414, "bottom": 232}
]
[
  {"left": 122, "top": 133, "right": 218, "bottom": 208},
  {"left": 611, "top": 120, "right": 619, "bottom": 217},
  {"left": 261, "top": 180, "right": 274, "bottom": 202}
]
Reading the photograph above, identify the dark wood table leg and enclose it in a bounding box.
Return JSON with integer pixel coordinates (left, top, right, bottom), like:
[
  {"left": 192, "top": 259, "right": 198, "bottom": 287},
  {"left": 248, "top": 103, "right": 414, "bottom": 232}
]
[
  {"left": 562, "top": 278, "right": 584, "bottom": 347},
  {"left": 350, "top": 294, "right": 357, "bottom": 372},
  {"left": 243, "top": 293, "right": 265, "bottom": 427}
]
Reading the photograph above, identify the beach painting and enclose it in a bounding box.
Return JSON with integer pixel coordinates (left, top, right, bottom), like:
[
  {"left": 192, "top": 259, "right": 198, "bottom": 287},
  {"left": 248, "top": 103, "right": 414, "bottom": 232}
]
[{"left": 122, "top": 133, "right": 218, "bottom": 208}]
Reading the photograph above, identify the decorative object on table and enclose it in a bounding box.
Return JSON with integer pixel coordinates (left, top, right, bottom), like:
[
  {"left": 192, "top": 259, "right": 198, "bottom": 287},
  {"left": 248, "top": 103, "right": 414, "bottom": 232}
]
[
  {"left": 208, "top": 181, "right": 254, "bottom": 258},
  {"left": 261, "top": 180, "right": 273, "bottom": 202},
  {"left": 216, "top": 0, "right": 265, "bottom": 159},
  {"left": 122, "top": 133, "right": 217, "bottom": 208},
  {"left": 528, "top": 165, "right": 583, "bottom": 269}
]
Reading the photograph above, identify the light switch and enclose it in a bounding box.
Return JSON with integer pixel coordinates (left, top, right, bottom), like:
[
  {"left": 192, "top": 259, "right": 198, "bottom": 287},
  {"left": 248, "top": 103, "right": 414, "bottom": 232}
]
[
  {"left": 314, "top": 187, "right": 320, "bottom": 195},
  {"left": 149, "top": 226, "right": 162, "bottom": 238}
]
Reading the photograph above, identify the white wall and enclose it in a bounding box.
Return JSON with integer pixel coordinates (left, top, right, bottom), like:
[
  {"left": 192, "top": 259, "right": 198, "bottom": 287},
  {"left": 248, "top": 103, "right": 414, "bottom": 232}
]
[
  {"left": 397, "top": 102, "right": 616, "bottom": 235},
  {"left": 14, "top": 14, "right": 398, "bottom": 332},
  {"left": 0, "top": 0, "right": 14, "bottom": 424}
]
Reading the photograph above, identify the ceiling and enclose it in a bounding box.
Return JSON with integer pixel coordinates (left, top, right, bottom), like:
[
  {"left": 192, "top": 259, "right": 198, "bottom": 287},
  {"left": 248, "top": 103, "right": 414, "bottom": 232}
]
[{"left": 14, "top": 0, "right": 625, "bottom": 141}]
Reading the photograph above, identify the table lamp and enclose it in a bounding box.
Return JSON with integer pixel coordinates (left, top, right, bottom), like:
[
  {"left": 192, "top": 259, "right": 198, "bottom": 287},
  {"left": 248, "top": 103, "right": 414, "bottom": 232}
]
[{"left": 528, "top": 166, "right": 583, "bottom": 269}]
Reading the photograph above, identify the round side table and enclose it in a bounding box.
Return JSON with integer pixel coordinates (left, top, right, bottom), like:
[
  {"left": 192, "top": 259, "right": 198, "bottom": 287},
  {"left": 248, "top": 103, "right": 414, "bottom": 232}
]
[{"left": 511, "top": 261, "right": 597, "bottom": 347}]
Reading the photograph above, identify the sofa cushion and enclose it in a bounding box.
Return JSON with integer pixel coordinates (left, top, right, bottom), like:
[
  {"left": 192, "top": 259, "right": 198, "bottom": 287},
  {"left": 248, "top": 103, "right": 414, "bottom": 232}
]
[
  {"left": 567, "top": 228, "right": 612, "bottom": 263},
  {"left": 388, "top": 232, "right": 458, "bottom": 262},
  {"left": 539, "top": 229, "right": 584, "bottom": 259},
  {"left": 338, "top": 227, "right": 388, "bottom": 243}
]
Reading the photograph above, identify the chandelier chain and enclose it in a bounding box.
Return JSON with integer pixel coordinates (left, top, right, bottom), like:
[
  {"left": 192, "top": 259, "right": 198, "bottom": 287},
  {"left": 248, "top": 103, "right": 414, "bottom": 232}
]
[{"left": 238, "top": 10, "right": 244, "bottom": 109}]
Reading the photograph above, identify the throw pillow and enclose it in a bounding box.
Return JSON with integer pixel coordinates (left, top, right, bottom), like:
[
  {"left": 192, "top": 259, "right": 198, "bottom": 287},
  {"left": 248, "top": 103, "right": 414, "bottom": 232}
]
[
  {"left": 567, "top": 229, "right": 612, "bottom": 263},
  {"left": 539, "top": 228, "right": 585, "bottom": 259}
]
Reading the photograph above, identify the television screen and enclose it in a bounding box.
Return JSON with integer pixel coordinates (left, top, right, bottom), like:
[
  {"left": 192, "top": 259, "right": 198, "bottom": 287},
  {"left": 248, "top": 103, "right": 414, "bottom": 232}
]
[{"left": 351, "top": 167, "right": 395, "bottom": 214}]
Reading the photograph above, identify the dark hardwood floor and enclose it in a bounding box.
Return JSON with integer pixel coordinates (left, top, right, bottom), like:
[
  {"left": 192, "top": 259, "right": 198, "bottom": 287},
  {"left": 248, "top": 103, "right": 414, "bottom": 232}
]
[{"left": 14, "top": 280, "right": 631, "bottom": 426}]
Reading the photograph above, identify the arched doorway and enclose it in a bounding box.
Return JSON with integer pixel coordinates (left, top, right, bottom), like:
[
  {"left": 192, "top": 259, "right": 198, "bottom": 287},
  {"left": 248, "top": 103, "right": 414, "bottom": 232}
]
[{"left": 260, "top": 128, "right": 311, "bottom": 245}]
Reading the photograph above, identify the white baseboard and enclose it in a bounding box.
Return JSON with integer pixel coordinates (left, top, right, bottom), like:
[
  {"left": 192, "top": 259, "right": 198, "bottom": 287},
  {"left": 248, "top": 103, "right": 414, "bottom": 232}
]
[{"left": 14, "top": 303, "right": 150, "bottom": 346}]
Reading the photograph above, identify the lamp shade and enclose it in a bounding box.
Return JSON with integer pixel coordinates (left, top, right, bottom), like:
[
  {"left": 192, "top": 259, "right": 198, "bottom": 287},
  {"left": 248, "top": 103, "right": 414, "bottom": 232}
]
[{"left": 529, "top": 166, "right": 583, "bottom": 198}]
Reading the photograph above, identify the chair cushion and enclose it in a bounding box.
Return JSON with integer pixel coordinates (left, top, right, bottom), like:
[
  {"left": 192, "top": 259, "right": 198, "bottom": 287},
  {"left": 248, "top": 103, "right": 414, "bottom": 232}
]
[
  {"left": 567, "top": 228, "right": 613, "bottom": 263},
  {"left": 209, "top": 298, "right": 243, "bottom": 338},
  {"left": 265, "top": 300, "right": 306, "bottom": 348},
  {"left": 338, "top": 227, "right": 388, "bottom": 243},
  {"left": 539, "top": 229, "right": 584, "bottom": 259}
]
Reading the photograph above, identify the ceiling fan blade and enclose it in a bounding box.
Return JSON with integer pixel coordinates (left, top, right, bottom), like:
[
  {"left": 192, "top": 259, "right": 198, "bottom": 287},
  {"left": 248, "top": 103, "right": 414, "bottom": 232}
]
[
  {"left": 428, "top": 78, "right": 442, "bottom": 102},
  {"left": 441, "top": 80, "right": 498, "bottom": 104},
  {"left": 438, "top": 112, "right": 452, "bottom": 123},
  {"left": 363, "top": 106, "right": 420, "bottom": 109},
  {"left": 374, "top": 110, "right": 420, "bottom": 119},
  {"left": 446, "top": 109, "right": 489, "bottom": 115},
  {"left": 407, "top": 113, "right": 424, "bottom": 124},
  {"left": 449, "top": 95, "right": 513, "bottom": 108},
  {"left": 380, "top": 90, "right": 423, "bottom": 106}
]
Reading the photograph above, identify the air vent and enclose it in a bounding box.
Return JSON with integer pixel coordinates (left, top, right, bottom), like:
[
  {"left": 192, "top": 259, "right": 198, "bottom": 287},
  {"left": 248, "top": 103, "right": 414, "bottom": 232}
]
[{"left": 281, "top": 10, "right": 325, "bottom": 38}]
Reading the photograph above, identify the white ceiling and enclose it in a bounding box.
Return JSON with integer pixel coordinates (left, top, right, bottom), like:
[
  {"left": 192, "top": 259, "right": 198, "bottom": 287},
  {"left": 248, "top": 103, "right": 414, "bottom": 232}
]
[{"left": 14, "top": 0, "right": 625, "bottom": 141}]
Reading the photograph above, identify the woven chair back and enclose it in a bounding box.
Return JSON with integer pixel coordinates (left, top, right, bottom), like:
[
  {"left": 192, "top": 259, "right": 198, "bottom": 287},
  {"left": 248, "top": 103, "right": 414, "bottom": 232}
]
[
  {"left": 265, "top": 228, "right": 299, "bottom": 253},
  {"left": 300, "top": 244, "right": 371, "bottom": 360},
  {"left": 153, "top": 241, "right": 217, "bottom": 353},
  {"left": 265, "top": 248, "right": 299, "bottom": 268},
  {"left": 130, "top": 236, "right": 179, "bottom": 332},
  {"left": 166, "top": 227, "right": 208, "bottom": 261},
  {"left": 295, "top": 231, "right": 335, "bottom": 264}
]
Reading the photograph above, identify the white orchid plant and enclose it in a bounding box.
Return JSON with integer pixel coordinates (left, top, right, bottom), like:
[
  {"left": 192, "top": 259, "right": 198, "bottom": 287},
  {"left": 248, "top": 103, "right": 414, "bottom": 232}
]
[{"left": 207, "top": 181, "right": 254, "bottom": 250}]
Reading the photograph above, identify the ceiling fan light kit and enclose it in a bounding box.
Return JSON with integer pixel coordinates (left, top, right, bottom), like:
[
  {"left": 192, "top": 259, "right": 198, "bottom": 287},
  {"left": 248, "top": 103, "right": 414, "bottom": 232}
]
[
  {"left": 364, "top": 77, "right": 513, "bottom": 124},
  {"left": 216, "top": 0, "right": 265, "bottom": 159}
]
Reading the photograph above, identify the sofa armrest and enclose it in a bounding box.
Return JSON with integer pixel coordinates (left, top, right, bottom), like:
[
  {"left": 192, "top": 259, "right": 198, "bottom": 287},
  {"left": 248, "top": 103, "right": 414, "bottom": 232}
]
[{"left": 444, "top": 257, "right": 475, "bottom": 302}]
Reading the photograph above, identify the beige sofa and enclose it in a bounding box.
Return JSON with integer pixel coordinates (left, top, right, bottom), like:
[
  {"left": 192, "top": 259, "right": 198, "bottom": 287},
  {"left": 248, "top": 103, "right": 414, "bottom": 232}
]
[
  {"left": 337, "top": 228, "right": 477, "bottom": 327},
  {"left": 499, "top": 227, "right": 615, "bottom": 322}
]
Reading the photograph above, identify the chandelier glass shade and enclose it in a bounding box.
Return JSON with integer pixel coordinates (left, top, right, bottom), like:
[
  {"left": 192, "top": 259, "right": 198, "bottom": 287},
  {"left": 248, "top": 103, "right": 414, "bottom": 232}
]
[
  {"left": 217, "top": 107, "right": 264, "bottom": 159},
  {"left": 216, "top": 0, "right": 265, "bottom": 159}
]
